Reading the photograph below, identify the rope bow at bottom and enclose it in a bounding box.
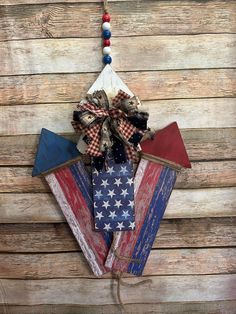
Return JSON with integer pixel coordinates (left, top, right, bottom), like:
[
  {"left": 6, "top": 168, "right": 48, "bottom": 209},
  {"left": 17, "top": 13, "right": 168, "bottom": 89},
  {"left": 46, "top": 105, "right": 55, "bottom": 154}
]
[{"left": 113, "top": 271, "right": 152, "bottom": 314}]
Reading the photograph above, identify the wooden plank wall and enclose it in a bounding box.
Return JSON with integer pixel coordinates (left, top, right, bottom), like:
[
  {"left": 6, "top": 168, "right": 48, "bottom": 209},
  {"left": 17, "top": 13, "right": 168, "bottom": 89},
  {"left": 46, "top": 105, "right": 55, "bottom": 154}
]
[{"left": 0, "top": 0, "right": 236, "bottom": 313}]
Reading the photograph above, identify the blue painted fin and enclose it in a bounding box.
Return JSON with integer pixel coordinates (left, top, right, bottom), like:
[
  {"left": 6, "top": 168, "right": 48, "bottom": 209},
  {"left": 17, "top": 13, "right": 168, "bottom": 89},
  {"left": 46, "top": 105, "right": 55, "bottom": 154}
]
[{"left": 32, "top": 128, "right": 81, "bottom": 177}]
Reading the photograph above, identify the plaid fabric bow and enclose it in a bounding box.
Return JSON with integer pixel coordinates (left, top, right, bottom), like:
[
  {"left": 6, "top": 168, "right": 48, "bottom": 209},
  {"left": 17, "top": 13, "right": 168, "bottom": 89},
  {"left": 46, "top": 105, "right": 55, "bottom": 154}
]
[{"left": 72, "top": 90, "right": 149, "bottom": 168}]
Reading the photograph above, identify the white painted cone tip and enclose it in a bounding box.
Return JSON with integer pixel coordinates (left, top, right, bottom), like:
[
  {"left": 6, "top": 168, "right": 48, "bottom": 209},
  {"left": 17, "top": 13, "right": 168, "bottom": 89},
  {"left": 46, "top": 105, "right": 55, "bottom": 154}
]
[{"left": 87, "top": 64, "right": 134, "bottom": 97}]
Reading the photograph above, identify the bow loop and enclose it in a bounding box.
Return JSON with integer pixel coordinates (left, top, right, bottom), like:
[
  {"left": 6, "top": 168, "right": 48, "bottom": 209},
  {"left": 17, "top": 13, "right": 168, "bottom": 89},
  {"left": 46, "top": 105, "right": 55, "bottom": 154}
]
[{"left": 72, "top": 89, "right": 149, "bottom": 170}]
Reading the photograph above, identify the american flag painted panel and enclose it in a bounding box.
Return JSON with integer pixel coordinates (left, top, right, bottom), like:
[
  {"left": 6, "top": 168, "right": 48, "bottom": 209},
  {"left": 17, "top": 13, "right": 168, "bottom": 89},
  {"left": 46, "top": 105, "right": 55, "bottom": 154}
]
[{"left": 92, "top": 159, "right": 135, "bottom": 232}]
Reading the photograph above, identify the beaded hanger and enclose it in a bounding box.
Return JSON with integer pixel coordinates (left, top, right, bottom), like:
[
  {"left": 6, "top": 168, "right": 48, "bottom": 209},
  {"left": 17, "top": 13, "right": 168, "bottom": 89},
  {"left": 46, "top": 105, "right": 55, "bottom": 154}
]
[{"left": 102, "top": 0, "right": 112, "bottom": 64}]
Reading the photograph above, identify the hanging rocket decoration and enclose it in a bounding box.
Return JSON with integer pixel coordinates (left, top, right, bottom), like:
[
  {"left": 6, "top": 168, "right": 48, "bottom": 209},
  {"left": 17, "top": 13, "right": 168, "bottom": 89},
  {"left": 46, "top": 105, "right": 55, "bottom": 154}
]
[
  {"left": 32, "top": 0, "right": 192, "bottom": 282},
  {"left": 71, "top": 6, "right": 149, "bottom": 232},
  {"left": 105, "top": 122, "right": 191, "bottom": 276},
  {"left": 71, "top": 66, "right": 149, "bottom": 232},
  {"left": 32, "top": 129, "right": 112, "bottom": 276}
]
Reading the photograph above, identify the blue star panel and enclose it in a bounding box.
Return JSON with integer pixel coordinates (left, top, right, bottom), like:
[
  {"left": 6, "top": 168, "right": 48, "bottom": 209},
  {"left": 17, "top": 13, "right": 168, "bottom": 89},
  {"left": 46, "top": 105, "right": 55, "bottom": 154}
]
[{"left": 92, "top": 159, "right": 135, "bottom": 232}]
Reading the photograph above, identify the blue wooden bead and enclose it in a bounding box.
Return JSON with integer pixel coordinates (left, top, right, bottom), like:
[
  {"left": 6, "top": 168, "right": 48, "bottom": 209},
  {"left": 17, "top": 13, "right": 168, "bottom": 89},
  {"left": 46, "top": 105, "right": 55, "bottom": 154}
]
[
  {"left": 103, "top": 55, "right": 112, "bottom": 64},
  {"left": 103, "top": 30, "right": 111, "bottom": 39}
]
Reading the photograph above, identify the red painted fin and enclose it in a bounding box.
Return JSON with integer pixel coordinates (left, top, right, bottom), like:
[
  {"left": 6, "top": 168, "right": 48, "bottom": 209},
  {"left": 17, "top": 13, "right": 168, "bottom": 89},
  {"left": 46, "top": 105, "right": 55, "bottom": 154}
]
[{"left": 141, "top": 122, "right": 191, "bottom": 168}]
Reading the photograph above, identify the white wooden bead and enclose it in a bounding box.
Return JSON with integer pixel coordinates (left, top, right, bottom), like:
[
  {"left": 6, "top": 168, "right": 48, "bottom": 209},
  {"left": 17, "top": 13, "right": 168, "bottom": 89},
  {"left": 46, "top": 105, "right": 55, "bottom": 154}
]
[
  {"left": 103, "top": 46, "right": 111, "bottom": 55},
  {"left": 102, "top": 22, "right": 111, "bottom": 30}
]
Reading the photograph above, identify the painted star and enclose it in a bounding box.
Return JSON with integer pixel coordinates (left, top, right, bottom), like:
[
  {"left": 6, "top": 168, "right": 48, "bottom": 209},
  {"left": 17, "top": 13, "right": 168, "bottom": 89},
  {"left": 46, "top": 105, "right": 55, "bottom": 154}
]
[
  {"left": 95, "top": 211, "right": 104, "bottom": 220},
  {"left": 128, "top": 200, "right": 134, "bottom": 208},
  {"left": 102, "top": 200, "right": 110, "bottom": 209},
  {"left": 117, "top": 222, "right": 125, "bottom": 230},
  {"left": 95, "top": 223, "right": 98, "bottom": 230},
  {"left": 109, "top": 211, "right": 117, "bottom": 219},
  {"left": 94, "top": 190, "right": 103, "bottom": 199},
  {"left": 122, "top": 210, "right": 130, "bottom": 219},
  {"left": 94, "top": 202, "right": 98, "bottom": 208},
  {"left": 93, "top": 168, "right": 99, "bottom": 176},
  {"left": 121, "top": 188, "right": 128, "bottom": 198},
  {"left": 114, "top": 178, "right": 122, "bottom": 187},
  {"left": 126, "top": 177, "right": 133, "bottom": 186},
  {"left": 103, "top": 223, "right": 112, "bottom": 232},
  {"left": 108, "top": 189, "right": 116, "bottom": 198},
  {"left": 107, "top": 166, "right": 115, "bottom": 175},
  {"left": 114, "top": 200, "right": 122, "bottom": 209},
  {"left": 129, "top": 221, "right": 135, "bottom": 230},
  {"left": 120, "top": 166, "right": 128, "bottom": 175},
  {"left": 101, "top": 179, "right": 109, "bottom": 188}
]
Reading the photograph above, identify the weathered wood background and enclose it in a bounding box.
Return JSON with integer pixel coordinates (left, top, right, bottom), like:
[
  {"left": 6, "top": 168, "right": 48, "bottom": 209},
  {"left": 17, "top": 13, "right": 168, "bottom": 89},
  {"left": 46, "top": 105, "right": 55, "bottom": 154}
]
[{"left": 0, "top": 0, "right": 236, "bottom": 313}]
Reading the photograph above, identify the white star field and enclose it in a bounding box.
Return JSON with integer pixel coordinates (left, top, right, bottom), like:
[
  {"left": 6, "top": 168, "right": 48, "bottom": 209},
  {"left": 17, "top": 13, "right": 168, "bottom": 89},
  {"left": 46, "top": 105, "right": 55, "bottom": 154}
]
[{"left": 93, "top": 160, "right": 135, "bottom": 231}]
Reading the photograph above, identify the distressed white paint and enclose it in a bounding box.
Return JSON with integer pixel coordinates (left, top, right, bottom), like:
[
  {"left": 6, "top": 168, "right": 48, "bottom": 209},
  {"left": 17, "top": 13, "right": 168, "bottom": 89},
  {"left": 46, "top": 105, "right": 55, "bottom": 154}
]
[
  {"left": 87, "top": 64, "right": 134, "bottom": 98},
  {"left": 45, "top": 173, "right": 103, "bottom": 276}
]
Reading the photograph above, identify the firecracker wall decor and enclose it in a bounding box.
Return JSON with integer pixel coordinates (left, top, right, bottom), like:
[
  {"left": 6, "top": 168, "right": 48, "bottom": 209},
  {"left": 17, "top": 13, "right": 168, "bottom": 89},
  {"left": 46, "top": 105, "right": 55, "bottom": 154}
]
[
  {"left": 31, "top": 0, "right": 193, "bottom": 308},
  {"left": 32, "top": 128, "right": 112, "bottom": 276},
  {"left": 72, "top": 65, "right": 149, "bottom": 232},
  {"left": 105, "top": 122, "right": 191, "bottom": 276}
]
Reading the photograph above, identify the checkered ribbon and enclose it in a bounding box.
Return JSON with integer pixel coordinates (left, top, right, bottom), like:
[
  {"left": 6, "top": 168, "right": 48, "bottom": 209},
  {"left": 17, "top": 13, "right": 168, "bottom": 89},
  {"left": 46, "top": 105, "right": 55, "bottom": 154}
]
[{"left": 72, "top": 89, "right": 148, "bottom": 163}]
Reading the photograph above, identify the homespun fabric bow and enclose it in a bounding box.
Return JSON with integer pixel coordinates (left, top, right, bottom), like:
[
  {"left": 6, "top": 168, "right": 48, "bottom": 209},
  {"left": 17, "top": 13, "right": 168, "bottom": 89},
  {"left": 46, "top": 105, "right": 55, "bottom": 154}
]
[{"left": 72, "top": 90, "right": 149, "bottom": 170}]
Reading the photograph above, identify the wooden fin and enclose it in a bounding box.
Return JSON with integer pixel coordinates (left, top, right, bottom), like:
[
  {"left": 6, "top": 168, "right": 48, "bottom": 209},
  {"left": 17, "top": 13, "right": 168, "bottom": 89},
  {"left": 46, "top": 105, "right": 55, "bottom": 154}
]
[
  {"left": 32, "top": 128, "right": 81, "bottom": 177},
  {"left": 141, "top": 122, "right": 191, "bottom": 168}
]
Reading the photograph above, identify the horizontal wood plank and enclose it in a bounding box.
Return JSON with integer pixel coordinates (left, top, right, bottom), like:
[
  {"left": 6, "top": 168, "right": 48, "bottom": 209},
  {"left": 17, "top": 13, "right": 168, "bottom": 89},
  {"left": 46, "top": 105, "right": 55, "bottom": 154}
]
[
  {"left": 146, "top": 98, "right": 236, "bottom": 130},
  {"left": 1, "top": 301, "right": 236, "bottom": 314},
  {"left": 1, "top": 128, "right": 235, "bottom": 166},
  {"left": 0, "top": 275, "right": 235, "bottom": 305},
  {"left": 176, "top": 160, "right": 236, "bottom": 189},
  {"left": 0, "top": 160, "right": 235, "bottom": 192},
  {"left": 2, "top": 0, "right": 132, "bottom": 4},
  {"left": 0, "top": 218, "right": 235, "bottom": 252},
  {"left": 0, "top": 248, "right": 235, "bottom": 279},
  {"left": 165, "top": 187, "right": 236, "bottom": 219},
  {"left": 1, "top": 98, "right": 236, "bottom": 136},
  {"left": 0, "top": 69, "right": 235, "bottom": 105},
  {"left": 1, "top": 1, "right": 236, "bottom": 41},
  {"left": 1, "top": 187, "right": 235, "bottom": 223},
  {"left": 0, "top": 35, "right": 236, "bottom": 75}
]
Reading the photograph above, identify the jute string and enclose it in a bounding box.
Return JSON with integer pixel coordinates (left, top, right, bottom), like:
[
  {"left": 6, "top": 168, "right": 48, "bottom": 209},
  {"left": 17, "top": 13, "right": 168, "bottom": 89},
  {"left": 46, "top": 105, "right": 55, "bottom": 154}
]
[
  {"left": 111, "top": 243, "right": 152, "bottom": 313},
  {"left": 103, "top": 0, "right": 109, "bottom": 13}
]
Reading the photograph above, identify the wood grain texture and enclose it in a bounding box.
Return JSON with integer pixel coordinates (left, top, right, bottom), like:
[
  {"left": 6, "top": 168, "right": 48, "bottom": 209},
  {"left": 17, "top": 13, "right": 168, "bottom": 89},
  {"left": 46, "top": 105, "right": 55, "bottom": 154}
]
[
  {"left": 0, "top": 275, "right": 235, "bottom": 305},
  {"left": 1, "top": 301, "right": 235, "bottom": 314},
  {"left": 0, "top": 69, "right": 235, "bottom": 105},
  {"left": 176, "top": 160, "right": 236, "bottom": 189},
  {"left": 1, "top": 160, "right": 235, "bottom": 192},
  {"left": 1, "top": 187, "right": 235, "bottom": 223},
  {"left": 2, "top": 0, "right": 132, "bottom": 4},
  {"left": 0, "top": 193, "right": 63, "bottom": 223},
  {"left": 1, "top": 1, "right": 236, "bottom": 40},
  {"left": 0, "top": 248, "right": 235, "bottom": 279},
  {"left": 0, "top": 218, "right": 235, "bottom": 252},
  {"left": 1, "top": 98, "right": 236, "bottom": 135},
  {"left": 0, "top": 35, "right": 235, "bottom": 75},
  {"left": 1, "top": 128, "right": 235, "bottom": 166},
  {"left": 0, "top": 166, "right": 50, "bottom": 192}
]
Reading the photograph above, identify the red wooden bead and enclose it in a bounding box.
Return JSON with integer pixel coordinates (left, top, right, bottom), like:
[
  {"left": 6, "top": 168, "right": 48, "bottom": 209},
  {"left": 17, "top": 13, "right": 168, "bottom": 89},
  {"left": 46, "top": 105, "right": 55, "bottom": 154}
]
[
  {"left": 102, "top": 13, "right": 111, "bottom": 22},
  {"left": 103, "top": 39, "right": 111, "bottom": 47}
]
